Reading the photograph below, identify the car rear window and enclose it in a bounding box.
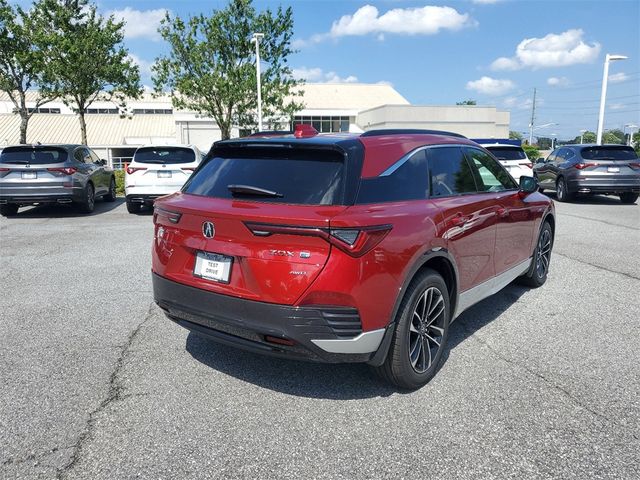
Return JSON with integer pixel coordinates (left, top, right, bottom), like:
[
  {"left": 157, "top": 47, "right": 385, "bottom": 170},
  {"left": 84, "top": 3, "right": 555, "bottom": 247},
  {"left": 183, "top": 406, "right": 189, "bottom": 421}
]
[
  {"left": 485, "top": 146, "right": 527, "bottom": 161},
  {"left": 580, "top": 146, "right": 638, "bottom": 161},
  {"left": 184, "top": 148, "right": 344, "bottom": 205},
  {"left": 0, "top": 146, "right": 67, "bottom": 164},
  {"left": 134, "top": 147, "right": 196, "bottom": 164}
]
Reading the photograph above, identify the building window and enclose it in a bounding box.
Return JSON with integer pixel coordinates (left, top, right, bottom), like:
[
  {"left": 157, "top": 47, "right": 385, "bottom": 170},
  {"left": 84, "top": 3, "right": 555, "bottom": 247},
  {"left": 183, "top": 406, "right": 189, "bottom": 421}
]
[
  {"left": 292, "top": 116, "right": 351, "bottom": 133},
  {"left": 27, "top": 107, "right": 61, "bottom": 114},
  {"left": 86, "top": 108, "right": 119, "bottom": 114},
  {"left": 132, "top": 108, "right": 173, "bottom": 114}
]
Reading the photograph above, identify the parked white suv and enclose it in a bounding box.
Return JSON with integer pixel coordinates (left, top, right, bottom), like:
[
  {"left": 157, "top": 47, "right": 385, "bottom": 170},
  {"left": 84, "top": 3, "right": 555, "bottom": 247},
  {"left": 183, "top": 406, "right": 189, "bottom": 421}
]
[
  {"left": 477, "top": 142, "right": 532, "bottom": 183},
  {"left": 125, "top": 145, "right": 201, "bottom": 213}
]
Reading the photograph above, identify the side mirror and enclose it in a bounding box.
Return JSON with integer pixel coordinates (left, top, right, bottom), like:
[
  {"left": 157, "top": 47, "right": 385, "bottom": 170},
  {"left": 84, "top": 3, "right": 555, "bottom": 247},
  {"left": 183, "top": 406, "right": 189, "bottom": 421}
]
[
  {"left": 519, "top": 175, "right": 538, "bottom": 194},
  {"left": 536, "top": 157, "right": 545, "bottom": 164},
  {"left": 97, "top": 159, "right": 107, "bottom": 166}
]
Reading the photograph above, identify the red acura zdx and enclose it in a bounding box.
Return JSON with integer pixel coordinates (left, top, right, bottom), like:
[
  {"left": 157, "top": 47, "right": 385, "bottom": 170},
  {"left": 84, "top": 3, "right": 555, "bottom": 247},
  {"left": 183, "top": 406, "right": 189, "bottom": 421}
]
[{"left": 152, "top": 127, "right": 555, "bottom": 389}]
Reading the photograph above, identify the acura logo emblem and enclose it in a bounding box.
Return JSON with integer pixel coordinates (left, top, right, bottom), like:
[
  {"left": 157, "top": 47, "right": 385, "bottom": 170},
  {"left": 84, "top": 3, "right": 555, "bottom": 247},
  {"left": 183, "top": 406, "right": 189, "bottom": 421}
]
[{"left": 202, "top": 221, "right": 215, "bottom": 239}]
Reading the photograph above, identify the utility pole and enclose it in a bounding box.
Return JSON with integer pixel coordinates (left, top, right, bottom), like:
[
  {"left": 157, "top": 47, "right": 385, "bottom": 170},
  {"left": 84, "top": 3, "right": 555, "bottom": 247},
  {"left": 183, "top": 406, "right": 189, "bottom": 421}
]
[
  {"left": 252, "top": 33, "right": 264, "bottom": 132},
  {"left": 528, "top": 87, "right": 537, "bottom": 145}
]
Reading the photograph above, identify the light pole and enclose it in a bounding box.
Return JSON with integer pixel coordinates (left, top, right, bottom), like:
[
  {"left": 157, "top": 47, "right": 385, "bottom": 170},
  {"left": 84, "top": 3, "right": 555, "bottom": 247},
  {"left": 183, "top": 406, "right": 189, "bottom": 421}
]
[
  {"left": 551, "top": 133, "right": 557, "bottom": 150},
  {"left": 252, "top": 32, "right": 264, "bottom": 132},
  {"left": 596, "top": 53, "right": 628, "bottom": 145},
  {"left": 624, "top": 124, "right": 638, "bottom": 146},
  {"left": 579, "top": 129, "right": 587, "bottom": 144}
]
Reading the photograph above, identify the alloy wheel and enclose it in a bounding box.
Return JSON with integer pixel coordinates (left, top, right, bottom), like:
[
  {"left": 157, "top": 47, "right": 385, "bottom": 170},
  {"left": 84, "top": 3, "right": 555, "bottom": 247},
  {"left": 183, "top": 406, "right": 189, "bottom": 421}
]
[
  {"left": 535, "top": 228, "right": 552, "bottom": 277},
  {"left": 87, "top": 185, "right": 94, "bottom": 209},
  {"left": 557, "top": 180, "right": 564, "bottom": 200},
  {"left": 408, "top": 287, "right": 446, "bottom": 374}
]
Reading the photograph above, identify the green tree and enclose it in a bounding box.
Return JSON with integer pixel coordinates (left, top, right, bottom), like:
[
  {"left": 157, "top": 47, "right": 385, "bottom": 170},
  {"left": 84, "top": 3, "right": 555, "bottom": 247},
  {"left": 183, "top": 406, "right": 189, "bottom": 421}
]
[
  {"left": 456, "top": 99, "right": 477, "bottom": 105},
  {"left": 523, "top": 144, "right": 540, "bottom": 161},
  {"left": 509, "top": 131, "right": 523, "bottom": 140},
  {"left": 632, "top": 132, "right": 640, "bottom": 154},
  {"left": 602, "top": 129, "right": 625, "bottom": 144},
  {"left": 32, "top": 0, "right": 141, "bottom": 144},
  {"left": 153, "top": 0, "right": 303, "bottom": 140},
  {"left": 0, "top": 0, "right": 55, "bottom": 144}
]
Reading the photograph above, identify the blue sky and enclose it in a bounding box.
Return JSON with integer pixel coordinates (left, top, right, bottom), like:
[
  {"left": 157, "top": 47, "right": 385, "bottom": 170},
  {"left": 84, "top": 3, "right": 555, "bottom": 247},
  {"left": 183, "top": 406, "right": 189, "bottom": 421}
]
[{"left": 96, "top": 0, "right": 639, "bottom": 140}]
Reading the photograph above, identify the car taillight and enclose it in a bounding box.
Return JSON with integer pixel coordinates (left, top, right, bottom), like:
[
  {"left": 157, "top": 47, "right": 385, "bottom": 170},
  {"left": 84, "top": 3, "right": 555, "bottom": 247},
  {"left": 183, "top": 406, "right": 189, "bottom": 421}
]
[
  {"left": 126, "top": 166, "right": 147, "bottom": 175},
  {"left": 244, "top": 222, "right": 392, "bottom": 258},
  {"left": 0, "top": 167, "right": 10, "bottom": 171},
  {"left": 629, "top": 162, "right": 640, "bottom": 170},
  {"left": 153, "top": 206, "right": 182, "bottom": 224},
  {"left": 181, "top": 167, "right": 196, "bottom": 172},
  {"left": 47, "top": 167, "right": 77, "bottom": 175},
  {"left": 574, "top": 162, "right": 596, "bottom": 170},
  {"left": 522, "top": 162, "right": 533, "bottom": 169}
]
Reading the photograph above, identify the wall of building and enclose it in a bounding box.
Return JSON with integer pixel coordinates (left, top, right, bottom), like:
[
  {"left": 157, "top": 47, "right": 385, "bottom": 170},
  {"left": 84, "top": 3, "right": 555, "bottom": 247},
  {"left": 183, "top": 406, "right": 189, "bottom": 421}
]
[{"left": 357, "top": 105, "right": 510, "bottom": 138}]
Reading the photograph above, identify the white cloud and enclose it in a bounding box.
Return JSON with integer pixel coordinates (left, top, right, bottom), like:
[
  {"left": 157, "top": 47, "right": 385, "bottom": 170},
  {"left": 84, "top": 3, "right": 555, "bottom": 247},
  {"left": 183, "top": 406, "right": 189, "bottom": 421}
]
[
  {"left": 472, "top": 0, "right": 502, "bottom": 4},
  {"left": 609, "top": 72, "right": 628, "bottom": 83},
  {"left": 503, "top": 96, "right": 542, "bottom": 110},
  {"left": 609, "top": 103, "right": 625, "bottom": 110},
  {"left": 297, "top": 4, "right": 475, "bottom": 46},
  {"left": 128, "top": 54, "right": 153, "bottom": 78},
  {"left": 491, "top": 29, "right": 601, "bottom": 70},
  {"left": 292, "top": 67, "right": 358, "bottom": 84},
  {"left": 547, "top": 76, "right": 569, "bottom": 86},
  {"left": 466, "top": 76, "right": 515, "bottom": 95},
  {"left": 108, "top": 7, "right": 168, "bottom": 41}
]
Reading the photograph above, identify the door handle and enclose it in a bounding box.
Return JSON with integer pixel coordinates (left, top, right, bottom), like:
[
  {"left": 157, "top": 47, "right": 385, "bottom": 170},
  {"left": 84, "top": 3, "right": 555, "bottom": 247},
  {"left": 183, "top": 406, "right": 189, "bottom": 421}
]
[
  {"left": 496, "top": 207, "right": 509, "bottom": 218},
  {"left": 449, "top": 214, "right": 470, "bottom": 227}
]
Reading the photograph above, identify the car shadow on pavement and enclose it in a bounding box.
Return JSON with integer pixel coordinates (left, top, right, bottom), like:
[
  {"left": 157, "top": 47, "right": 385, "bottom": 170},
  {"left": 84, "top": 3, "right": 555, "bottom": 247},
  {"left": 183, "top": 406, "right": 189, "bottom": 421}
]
[
  {"left": 185, "top": 283, "right": 528, "bottom": 399},
  {"left": 5, "top": 197, "right": 125, "bottom": 218},
  {"left": 546, "top": 193, "right": 636, "bottom": 205}
]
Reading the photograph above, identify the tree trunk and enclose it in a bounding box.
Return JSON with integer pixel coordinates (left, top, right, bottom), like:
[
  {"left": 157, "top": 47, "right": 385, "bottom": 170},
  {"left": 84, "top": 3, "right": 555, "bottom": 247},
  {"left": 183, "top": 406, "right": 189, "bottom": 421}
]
[
  {"left": 78, "top": 111, "right": 88, "bottom": 144},
  {"left": 19, "top": 110, "right": 29, "bottom": 144},
  {"left": 220, "top": 123, "right": 231, "bottom": 140}
]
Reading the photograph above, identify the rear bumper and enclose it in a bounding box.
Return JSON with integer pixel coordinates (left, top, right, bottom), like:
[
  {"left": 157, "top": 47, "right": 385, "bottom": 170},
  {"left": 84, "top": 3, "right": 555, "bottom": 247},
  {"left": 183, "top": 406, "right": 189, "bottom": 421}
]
[
  {"left": 0, "top": 189, "right": 82, "bottom": 205},
  {"left": 125, "top": 194, "right": 165, "bottom": 206},
  {"left": 152, "top": 272, "right": 387, "bottom": 363},
  {"left": 568, "top": 178, "right": 640, "bottom": 194}
]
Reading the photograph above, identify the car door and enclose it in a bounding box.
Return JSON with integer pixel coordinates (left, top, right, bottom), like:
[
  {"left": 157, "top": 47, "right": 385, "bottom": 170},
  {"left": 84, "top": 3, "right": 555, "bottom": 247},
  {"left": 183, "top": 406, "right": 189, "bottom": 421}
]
[
  {"left": 73, "top": 147, "right": 92, "bottom": 187},
  {"left": 88, "top": 148, "right": 109, "bottom": 193},
  {"left": 464, "top": 146, "right": 536, "bottom": 276},
  {"left": 535, "top": 151, "right": 556, "bottom": 188},
  {"left": 427, "top": 146, "right": 499, "bottom": 293}
]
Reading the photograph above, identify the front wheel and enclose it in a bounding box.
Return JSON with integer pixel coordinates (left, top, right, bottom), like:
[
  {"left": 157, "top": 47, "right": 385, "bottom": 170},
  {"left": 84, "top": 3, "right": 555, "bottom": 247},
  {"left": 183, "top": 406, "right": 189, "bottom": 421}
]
[
  {"left": 79, "top": 183, "right": 95, "bottom": 213},
  {"left": 518, "top": 221, "right": 553, "bottom": 288},
  {"left": 375, "top": 269, "right": 450, "bottom": 390},
  {"left": 0, "top": 204, "right": 19, "bottom": 217},
  {"left": 619, "top": 192, "right": 638, "bottom": 204},
  {"left": 104, "top": 177, "right": 116, "bottom": 202}
]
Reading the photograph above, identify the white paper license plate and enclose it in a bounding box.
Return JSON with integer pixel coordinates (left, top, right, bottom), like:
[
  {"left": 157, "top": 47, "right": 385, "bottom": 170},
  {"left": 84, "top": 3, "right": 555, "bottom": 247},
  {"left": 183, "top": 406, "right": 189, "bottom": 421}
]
[
  {"left": 157, "top": 171, "right": 172, "bottom": 178},
  {"left": 22, "top": 171, "right": 37, "bottom": 179},
  {"left": 194, "top": 251, "right": 233, "bottom": 283},
  {"left": 608, "top": 167, "right": 620, "bottom": 173}
]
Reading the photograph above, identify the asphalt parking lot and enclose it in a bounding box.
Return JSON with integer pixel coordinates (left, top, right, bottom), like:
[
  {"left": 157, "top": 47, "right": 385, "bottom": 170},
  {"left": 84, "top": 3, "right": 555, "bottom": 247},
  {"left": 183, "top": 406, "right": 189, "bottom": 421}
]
[{"left": 1, "top": 195, "right": 639, "bottom": 479}]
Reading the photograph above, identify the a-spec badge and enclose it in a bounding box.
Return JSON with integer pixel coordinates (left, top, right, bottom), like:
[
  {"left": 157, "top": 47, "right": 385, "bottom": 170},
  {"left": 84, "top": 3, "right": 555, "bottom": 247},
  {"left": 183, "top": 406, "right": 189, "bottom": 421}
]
[{"left": 202, "top": 221, "right": 215, "bottom": 239}]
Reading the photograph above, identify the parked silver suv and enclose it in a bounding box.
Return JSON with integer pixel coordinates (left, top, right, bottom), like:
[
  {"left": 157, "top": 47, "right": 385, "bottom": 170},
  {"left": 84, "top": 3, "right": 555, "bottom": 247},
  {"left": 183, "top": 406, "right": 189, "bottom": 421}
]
[
  {"left": 534, "top": 144, "right": 640, "bottom": 203},
  {"left": 0, "top": 144, "right": 116, "bottom": 216}
]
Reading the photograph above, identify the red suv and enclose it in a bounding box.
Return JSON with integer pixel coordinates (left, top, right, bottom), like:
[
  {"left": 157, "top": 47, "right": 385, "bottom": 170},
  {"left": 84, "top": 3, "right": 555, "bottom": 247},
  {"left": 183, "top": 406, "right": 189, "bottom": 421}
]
[{"left": 152, "top": 128, "right": 555, "bottom": 389}]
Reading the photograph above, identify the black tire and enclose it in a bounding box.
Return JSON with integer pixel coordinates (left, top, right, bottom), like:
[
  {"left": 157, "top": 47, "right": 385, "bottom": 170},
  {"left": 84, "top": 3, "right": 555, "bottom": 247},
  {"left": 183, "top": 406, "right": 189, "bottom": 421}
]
[
  {"left": 555, "top": 176, "right": 572, "bottom": 202},
  {"left": 375, "top": 269, "right": 451, "bottom": 390},
  {"left": 619, "top": 192, "right": 638, "bottom": 204},
  {"left": 126, "top": 199, "right": 141, "bottom": 214},
  {"left": 79, "top": 183, "right": 95, "bottom": 213},
  {"left": 104, "top": 176, "right": 116, "bottom": 202},
  {"left": 518, "top": 221, "right": 553, "bottom": 288},
  {"left": 0, "top": 204, "right": 19, "bottom": 217}
]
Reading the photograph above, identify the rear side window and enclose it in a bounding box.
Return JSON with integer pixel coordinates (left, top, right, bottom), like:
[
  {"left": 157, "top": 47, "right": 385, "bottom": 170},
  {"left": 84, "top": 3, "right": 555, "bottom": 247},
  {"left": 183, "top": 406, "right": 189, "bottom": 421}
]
[
  {"left": 485, "top": 146, "right": 526, "bottom": 161},
  {"left": 580, "top": 146, "right": 638, "bottom": 161},
  {"left": 0, "top": 147, "right": 68, "bottom": 164},
  {"left": 428, "top": 147, "right": 477, "bottom": 197},
  {"left": 356, "top": 150, "right": 428, "bottom": 204},
  {"left": 134, "top": 147, "right": 196, "bottom": 164},
  {"left": 184, "top": 149, "right": 344, "bottom": 205}
]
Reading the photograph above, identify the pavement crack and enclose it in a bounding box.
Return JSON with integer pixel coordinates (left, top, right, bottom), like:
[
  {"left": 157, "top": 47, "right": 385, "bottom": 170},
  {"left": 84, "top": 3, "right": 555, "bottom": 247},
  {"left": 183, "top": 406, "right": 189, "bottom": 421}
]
[
  {"left": 554, "top": 252, "right": 640, "bottom": 281},
  {"left": 466, "top": 331, "right": 639, "bottom": 442},
  {"left": 55, "top": 302, "right": 156, "bottom": 479}
]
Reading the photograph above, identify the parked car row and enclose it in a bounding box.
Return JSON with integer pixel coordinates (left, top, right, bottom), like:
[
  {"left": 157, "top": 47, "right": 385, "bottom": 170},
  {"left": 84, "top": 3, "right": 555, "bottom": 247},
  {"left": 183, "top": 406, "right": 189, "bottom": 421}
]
[{"left": 0, "top": 144, "right": 202, "bottom": 216}]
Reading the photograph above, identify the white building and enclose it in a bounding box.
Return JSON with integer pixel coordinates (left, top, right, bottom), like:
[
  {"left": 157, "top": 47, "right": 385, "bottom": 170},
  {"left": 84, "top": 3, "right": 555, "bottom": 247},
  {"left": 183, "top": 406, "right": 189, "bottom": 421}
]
[{"left": 0, "top": 83, "right": 510, "bottom": 168}]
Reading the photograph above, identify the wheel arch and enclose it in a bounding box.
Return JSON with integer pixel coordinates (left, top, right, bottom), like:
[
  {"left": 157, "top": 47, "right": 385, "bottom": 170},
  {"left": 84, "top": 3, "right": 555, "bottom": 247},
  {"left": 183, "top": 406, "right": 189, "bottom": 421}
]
[{"left": 367, "top": 248, "right": 459, "bottom": 367}]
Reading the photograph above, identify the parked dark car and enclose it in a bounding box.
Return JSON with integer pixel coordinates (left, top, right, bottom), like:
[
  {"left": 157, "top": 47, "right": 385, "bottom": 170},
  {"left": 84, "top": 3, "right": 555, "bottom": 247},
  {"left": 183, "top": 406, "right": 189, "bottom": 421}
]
[
  {"left": 0, "top": 144, "right": 116, "bottom": 216},
  {"left": 533, "top": 144, "right": 640, "bottom": 203},
  {"left": 152, "top": 127, "right": 555, "bottom": 389}
]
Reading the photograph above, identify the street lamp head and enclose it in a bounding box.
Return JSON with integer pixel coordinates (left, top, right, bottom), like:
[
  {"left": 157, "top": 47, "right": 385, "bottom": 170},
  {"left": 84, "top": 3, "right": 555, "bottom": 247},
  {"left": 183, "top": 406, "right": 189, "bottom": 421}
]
[
  {"left": 607, "top": 54, "right": 628, "bottom": 62},
  {"left": 252, "top": 32, "right": 264, "bottom": 42}
]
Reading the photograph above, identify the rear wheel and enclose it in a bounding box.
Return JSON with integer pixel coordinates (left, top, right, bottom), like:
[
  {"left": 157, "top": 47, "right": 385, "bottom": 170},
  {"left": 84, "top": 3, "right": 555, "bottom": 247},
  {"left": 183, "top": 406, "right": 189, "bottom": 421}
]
[
  {"left": 79, "top": 183, "right": 95, "bottom": 213},
  {"left": 104, "top": 176, "right": 116, "bottom": 202},
  {"left": 519, "top": 221, "right": 553, "bottom": 288},
  {"left": 0, "top": 204, "right": 19, "bottom": 217},
  {"left": 619, "top": 192, "right": 638, "bottom": 204},
  {"left": 556, "top": 177, "right": 572, "bottom": 202},
  {"left": 376, "top": 269, "right": 450, "bottom": 390},
  {"left": 126, "top": 199, "right": 141, "bottom": 214}
]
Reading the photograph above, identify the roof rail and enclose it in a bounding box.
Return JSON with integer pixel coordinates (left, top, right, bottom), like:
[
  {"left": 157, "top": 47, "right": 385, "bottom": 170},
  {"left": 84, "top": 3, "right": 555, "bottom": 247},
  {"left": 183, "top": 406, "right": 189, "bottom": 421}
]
[
  {"left": 361, "top": 129, "right": 467, "bottom": 139},
  {"left": 248, "top": 130, "right": 292, "bottom": 137}
]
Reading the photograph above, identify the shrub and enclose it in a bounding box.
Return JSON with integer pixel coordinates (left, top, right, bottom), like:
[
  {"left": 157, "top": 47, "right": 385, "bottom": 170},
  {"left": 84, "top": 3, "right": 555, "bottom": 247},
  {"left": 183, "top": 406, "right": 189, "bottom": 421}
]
[
  {"left": 114, "top": 170, "right": 125, "bottom": 196},
  {"left": 523, "top": 145, "right": 540, "bottom": 161}
]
